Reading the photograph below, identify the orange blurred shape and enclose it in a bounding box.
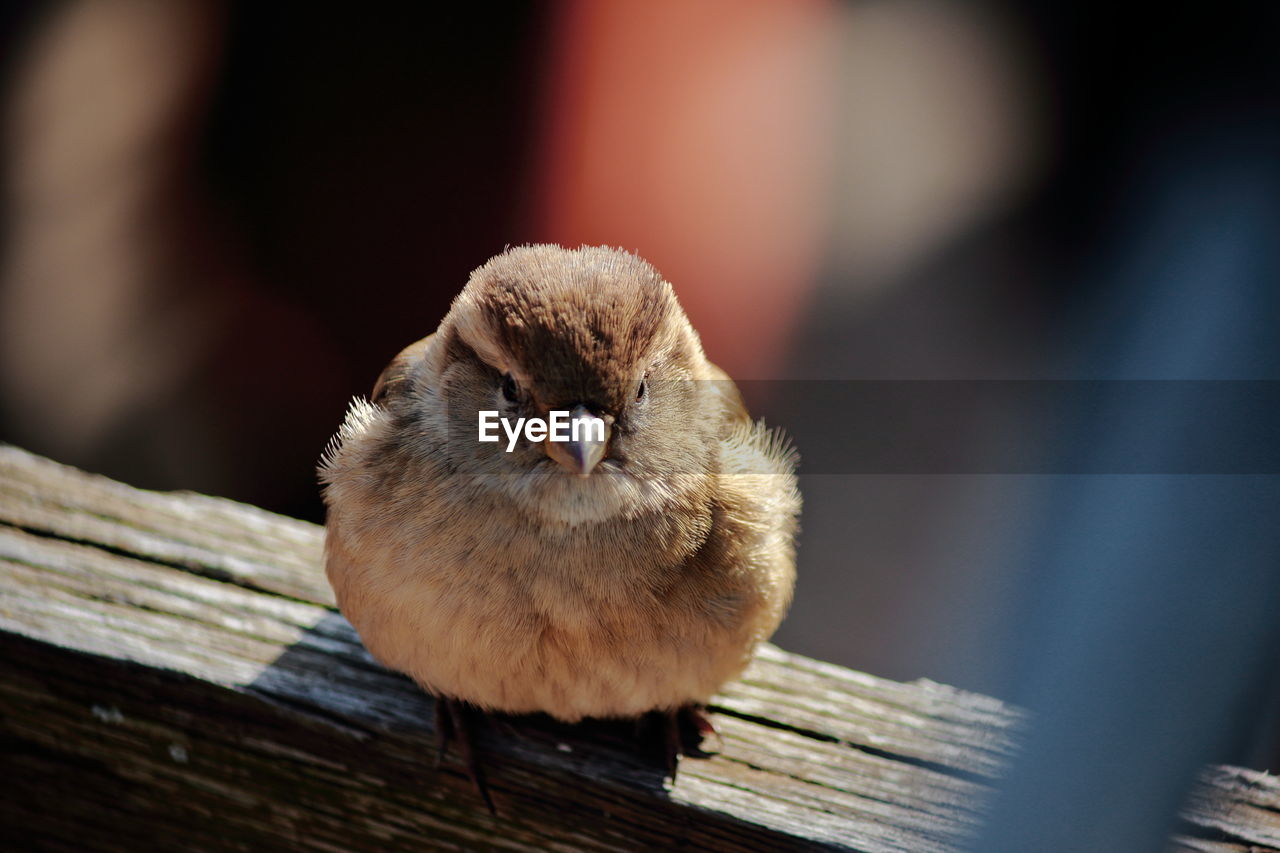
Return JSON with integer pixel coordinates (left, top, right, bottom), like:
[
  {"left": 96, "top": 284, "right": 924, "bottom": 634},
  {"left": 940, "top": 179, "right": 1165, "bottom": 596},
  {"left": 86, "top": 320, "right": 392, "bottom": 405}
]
[{"left": 534, "top": 0, "right": 838, "bottom": 379}]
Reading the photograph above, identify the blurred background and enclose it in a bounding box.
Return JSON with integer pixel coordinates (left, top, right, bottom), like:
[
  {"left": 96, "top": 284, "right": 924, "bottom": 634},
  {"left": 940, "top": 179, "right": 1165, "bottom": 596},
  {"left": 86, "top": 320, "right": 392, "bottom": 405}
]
[
  {"left": 0, "top": 0, "right": 1044, "bottom": 691},
  {"left": 2, "top": 2, "right": 1277, "bottom": 849}
]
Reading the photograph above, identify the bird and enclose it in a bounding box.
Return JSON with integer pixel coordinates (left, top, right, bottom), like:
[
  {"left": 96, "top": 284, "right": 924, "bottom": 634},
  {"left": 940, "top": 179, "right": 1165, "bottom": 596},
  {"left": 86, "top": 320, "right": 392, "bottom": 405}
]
[{"left": 318, "top": 244, "right": 800, "bottom": 809}]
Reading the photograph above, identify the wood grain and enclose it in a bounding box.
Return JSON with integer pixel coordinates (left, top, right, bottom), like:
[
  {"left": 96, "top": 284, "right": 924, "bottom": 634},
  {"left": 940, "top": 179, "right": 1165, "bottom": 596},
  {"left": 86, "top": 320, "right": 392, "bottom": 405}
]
[{"left": 1, "top": 445, "right": 1276, "bottom": 851}]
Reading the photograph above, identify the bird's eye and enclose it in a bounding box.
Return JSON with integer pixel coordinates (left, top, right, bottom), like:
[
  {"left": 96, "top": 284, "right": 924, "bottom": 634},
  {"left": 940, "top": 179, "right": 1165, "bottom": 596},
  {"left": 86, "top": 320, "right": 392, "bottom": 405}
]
[
  {"left": 636, "top": 377, "right": 648, "bottom": 402},
  {"left": 501, "top": 373, "right": 519, "bottom": 403}
]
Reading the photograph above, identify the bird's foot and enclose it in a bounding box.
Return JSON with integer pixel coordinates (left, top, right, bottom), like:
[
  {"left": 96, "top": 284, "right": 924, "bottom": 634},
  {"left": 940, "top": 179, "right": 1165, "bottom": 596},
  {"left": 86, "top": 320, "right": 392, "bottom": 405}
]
[
  {"left": 643, "top": 703, "right": 719, "bottom": 779},
  {"left": 433, "top": 696, "right": 496, "bottom": 814}
]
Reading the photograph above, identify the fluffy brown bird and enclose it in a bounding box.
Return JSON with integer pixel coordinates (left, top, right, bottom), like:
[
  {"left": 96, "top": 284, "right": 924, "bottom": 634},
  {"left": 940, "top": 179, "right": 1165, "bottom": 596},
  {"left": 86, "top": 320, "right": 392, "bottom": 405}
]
[{"left": 319, "top": 244, "right": 799, "bottom": 804}]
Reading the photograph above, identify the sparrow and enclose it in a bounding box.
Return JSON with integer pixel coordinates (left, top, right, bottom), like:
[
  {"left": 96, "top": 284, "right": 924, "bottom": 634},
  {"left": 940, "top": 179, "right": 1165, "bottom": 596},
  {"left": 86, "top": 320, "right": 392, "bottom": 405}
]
[{"left": 319, "top": 244, "right": 800, "bottom": 808}]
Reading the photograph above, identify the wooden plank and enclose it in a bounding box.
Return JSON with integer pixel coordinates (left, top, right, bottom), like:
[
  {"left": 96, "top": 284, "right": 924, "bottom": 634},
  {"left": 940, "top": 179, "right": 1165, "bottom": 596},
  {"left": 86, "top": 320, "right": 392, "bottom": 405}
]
[
  {"left": 1180, "top": 767, "right": 1280, "bottom": 850},
  {"left": 0, "top": 525, "right": 976, "bottom": 851},
  {"left": 1170, "top": 840, "right": 1279, "bottom": 853},
  {"left": 0, "top": 444, "right": 1276, "bottom": 851},
  {"left": 0, "top": 444, "right": 330, "bottom": 604}
]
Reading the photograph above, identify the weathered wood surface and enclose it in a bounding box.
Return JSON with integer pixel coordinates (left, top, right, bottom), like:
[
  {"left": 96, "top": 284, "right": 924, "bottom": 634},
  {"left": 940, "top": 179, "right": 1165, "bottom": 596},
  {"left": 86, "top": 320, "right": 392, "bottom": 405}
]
[{"left": 0, "top": 444, "right": 1276, "bottom": 852}]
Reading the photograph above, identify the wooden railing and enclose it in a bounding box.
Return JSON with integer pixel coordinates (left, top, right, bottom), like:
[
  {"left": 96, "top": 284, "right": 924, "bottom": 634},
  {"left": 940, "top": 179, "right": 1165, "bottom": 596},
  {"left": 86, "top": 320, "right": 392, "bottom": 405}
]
[{"left": 2, "top": 445, "right": 1276, "bottom": 851}]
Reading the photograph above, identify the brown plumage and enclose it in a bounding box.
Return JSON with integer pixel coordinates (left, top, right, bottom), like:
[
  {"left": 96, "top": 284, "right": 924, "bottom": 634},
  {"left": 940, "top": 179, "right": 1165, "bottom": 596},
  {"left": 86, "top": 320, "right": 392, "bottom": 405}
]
[{"left": 319, "top": 244, "right": 800, "bottom": 784}]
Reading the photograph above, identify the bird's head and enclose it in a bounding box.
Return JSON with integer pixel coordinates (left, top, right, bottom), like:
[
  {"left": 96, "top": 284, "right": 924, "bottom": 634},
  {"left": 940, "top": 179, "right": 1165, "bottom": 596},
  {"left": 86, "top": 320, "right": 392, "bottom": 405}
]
[{"left": 429, "top": 244, "right": 721, "bottom": 524}]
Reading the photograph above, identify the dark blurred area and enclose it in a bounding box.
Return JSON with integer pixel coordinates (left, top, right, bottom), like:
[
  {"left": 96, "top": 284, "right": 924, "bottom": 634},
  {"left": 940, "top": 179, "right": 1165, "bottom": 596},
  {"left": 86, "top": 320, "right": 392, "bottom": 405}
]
[
  {"left": 0, "top": 1, "right": 550, "bottom": 521},
  {"left": 2, "top": 2, "right": 1278, "bottom": 850}
]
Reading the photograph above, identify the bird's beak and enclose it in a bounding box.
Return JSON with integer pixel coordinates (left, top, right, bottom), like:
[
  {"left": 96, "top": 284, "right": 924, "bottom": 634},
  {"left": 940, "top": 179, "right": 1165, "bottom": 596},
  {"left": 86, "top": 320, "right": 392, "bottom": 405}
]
[{"left": 544, "top": 405, "right": 611, "bottom": 477}]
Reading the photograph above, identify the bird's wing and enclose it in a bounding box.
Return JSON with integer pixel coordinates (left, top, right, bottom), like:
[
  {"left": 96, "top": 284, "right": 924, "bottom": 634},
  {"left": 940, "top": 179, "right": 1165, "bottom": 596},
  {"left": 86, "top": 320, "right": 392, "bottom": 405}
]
[
  {"left": 372, "top": 333, "right": 435, "bottom": 405},
  {"left": 706, "top": 361, "right": 751, "bottom": 426}
]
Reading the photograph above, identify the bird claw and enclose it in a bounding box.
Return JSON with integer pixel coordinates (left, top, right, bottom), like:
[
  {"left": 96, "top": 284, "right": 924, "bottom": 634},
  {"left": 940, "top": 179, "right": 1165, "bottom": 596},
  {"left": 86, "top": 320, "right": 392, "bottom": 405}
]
[
  {"left": 433, "top": 696, "right": 497, "bottom": 815},
  {"left": 646, "top": 703, "right": 718, "bottom": 780},
  {"left": 431, "top": 697, "right": 717, "bottom": 809}
]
